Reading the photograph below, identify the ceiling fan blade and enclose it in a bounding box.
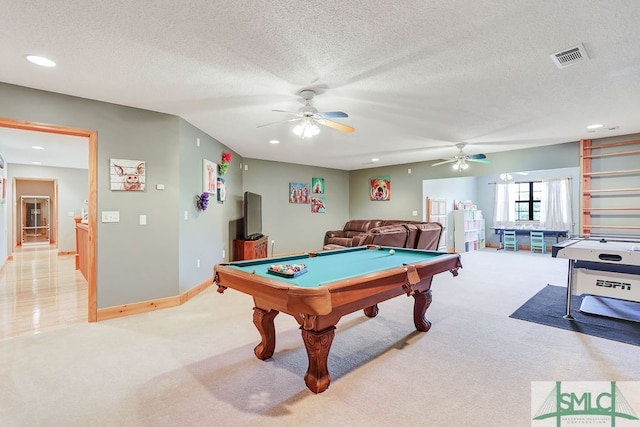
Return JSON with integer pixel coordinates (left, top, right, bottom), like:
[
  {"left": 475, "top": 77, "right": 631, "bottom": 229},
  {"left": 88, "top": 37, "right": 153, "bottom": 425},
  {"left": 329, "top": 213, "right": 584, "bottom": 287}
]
[
  {"left": 467, "top": 158, "right": 492, "bottom": 164},
  {"left": 256, "top": 118, "right": 301, "bottom": 128},
  {"left": 431, "top": 158, "right": 456, "bottom": 166},
  {"left": 317, "top": 111, "right": 348, "bottom": 119},
  {"left": 318, "top": 119, "right": 355, "bottom": 133},
  {"left": 271, "top": 109, "right": 301, "bottom": 117},
  {"left": 468, "top": 153, "right": 486, "bottom": 160}
]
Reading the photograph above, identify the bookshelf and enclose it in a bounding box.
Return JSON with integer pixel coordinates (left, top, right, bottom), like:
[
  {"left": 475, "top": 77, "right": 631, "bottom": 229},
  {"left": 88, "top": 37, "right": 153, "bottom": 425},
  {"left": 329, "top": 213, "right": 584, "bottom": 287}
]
[{"left": 454, "top": 209, "right": 485, "bottom": 252}]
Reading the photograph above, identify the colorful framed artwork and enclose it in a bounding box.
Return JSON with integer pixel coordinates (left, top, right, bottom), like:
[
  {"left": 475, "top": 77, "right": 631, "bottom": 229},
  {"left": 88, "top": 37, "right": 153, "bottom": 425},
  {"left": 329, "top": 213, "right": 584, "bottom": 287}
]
[
  {"left": 217, "top": 177, "right": 226, "bottom": 203},
  {"left": 311, "top": 196, "right": 326, "bottom": 213},
  {"left": 203, "top": 159, "right": 217, "bottom": 194},
  {"left": 312, "top": 177, "right": 325, "bottom": 194},
  {"left": 0, "top": 177, "right": 5, "bottom": 204},
  {"left": 289, "top": 182, "right": 310, "bottom": 204},
  {"left": 370, "top": 176, "right": 391, "bottom": 201},
  {"left": 110, "top": 159, "right": 146, "bottom": 191}
]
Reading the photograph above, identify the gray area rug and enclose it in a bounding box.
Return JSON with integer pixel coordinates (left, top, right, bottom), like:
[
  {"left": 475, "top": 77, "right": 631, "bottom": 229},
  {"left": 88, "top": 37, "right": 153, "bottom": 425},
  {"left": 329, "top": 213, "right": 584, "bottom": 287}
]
[{"left": 509, "top": 284, "right": 640, "bottom": 346}]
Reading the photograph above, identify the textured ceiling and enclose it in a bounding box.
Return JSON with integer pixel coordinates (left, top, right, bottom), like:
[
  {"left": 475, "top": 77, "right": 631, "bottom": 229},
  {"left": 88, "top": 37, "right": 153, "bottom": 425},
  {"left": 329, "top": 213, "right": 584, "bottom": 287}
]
[{"left": 1, "top": 1, "right": 640, "bottom": 170}]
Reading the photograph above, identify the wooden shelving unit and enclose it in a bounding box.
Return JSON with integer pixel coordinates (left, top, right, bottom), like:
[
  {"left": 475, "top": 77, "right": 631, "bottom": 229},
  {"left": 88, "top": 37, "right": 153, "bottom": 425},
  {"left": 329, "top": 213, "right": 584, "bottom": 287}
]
[{"left": 580, "top": 138, "right": 640, "bottom": 236}]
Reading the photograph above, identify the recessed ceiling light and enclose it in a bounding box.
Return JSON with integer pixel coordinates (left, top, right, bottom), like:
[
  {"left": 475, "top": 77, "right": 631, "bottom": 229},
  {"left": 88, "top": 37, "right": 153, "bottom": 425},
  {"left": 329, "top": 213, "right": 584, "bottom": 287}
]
[
  {"left": 32, "top": 145, "right": 45, "bottom": 150},
  {"left": 269, "top": 139, "right": 280, "bottom": 144},
  {"left": 586, "top": 124, "right": 603, "bottom": 130},
  {"left": 31, "top": 161, "right": 42, "bottom": 165},
  {"left": 371, "top": 158, "right": 380, "bottom": 162},
  {"left": 26, "top": 55, "right": 56, "bottom": 67}
]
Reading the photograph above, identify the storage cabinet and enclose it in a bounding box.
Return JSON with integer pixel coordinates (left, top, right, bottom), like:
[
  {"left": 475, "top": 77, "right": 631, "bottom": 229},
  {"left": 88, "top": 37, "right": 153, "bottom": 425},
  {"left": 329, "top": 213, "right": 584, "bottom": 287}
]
[
  {"left": 454, "top": 209, "right": 485, "bottom": 252},
  {"left": 233, "top": 235, "right": 269, "bottom": 261}
]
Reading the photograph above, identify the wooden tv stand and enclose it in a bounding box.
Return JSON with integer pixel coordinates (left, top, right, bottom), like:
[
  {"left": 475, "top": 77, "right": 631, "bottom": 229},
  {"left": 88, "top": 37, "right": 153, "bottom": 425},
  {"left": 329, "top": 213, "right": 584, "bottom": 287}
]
[{"left": 233, "top": 235, "right": 268, "bottom": 261}]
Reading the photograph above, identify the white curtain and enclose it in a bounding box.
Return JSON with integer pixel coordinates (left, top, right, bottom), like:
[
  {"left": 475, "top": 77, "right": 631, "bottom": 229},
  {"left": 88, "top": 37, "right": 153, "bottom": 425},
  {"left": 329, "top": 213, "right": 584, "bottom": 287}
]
[
  {"left": 539, "top": 178, "right": 572, "bottom": 231},
  {"left": 493, "top": 183, "right": 516, "bottom": 228}
]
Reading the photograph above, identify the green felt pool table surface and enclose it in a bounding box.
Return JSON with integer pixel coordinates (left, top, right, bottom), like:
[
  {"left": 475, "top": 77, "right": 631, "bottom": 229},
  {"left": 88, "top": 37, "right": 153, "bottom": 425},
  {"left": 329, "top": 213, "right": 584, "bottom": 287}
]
[{"left": 227, "top": 246, "right": 447, "bottom": 288}]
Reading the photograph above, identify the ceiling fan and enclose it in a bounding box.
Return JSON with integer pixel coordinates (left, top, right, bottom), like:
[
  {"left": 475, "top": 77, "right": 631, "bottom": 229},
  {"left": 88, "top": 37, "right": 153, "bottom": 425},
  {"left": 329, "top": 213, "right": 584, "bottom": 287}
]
[
  {"left": 431, "top": 143, "right": 491, "bottom": 170},
  {"left": 257, "top": 90, "right": 354, "bottom": 138}
]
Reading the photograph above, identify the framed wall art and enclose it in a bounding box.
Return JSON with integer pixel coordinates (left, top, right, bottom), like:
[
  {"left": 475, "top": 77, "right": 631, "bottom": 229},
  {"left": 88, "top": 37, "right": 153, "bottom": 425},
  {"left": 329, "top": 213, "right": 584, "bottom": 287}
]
[
  {"left": 289, "top": 182, "right": 310, "bottom": 204},
  {"left": 110, "top": 159, "right": 146, "bottom": 191},
  {"left": 203, "top": 159, "right": 217, "bottom": 194},
  {"left": 0, "top": 178, "right": 5, "bottom": 204},
  {"left": 311, "top": 196, "right": 326, "bottom": 213},
  {"left": 217, "top": 177, "right": 226, "bottom": 203},
  {"left": 312, "top": 177, "right": 325, "bottom": 194},
  {"left": 370, "top": 176, "right": 391, "bottom": 201}
]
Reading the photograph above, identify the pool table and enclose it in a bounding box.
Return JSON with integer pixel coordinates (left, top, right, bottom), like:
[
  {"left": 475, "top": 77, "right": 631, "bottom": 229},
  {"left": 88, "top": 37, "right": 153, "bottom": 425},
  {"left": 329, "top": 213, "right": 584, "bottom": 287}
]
[{"left": 213, "top": 245, "right": 462, "bottom": 393}]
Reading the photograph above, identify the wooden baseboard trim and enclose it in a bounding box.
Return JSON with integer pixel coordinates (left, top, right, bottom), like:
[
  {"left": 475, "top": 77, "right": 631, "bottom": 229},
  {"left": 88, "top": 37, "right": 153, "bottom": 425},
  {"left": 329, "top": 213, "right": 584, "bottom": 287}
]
[{"left": 96, "top": 277, "right": 214, "bottom": 321}]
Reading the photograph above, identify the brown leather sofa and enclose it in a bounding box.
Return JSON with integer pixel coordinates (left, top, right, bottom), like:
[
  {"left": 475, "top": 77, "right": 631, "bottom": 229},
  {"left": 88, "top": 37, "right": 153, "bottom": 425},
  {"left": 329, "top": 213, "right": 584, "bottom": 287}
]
[{"left": 323, "top": 220, "right": 443, "bottom": 251}]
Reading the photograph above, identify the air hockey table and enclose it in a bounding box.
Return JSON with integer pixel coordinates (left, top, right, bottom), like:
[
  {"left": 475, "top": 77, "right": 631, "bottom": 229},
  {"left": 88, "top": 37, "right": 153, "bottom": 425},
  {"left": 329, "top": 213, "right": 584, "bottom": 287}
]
[{"left": 552, "top": 236, "right": 640, "bottom": 322}]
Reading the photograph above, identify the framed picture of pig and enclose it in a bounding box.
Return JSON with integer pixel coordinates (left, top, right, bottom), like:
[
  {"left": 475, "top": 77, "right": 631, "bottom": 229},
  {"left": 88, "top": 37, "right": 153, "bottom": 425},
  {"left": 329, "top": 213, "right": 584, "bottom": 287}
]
[{"left": 110, "top": 159, "right": 146, "bottom": 191}]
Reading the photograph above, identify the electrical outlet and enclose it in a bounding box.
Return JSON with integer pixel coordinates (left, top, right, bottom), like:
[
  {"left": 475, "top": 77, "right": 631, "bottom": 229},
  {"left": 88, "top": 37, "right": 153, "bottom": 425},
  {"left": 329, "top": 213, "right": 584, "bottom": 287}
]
[
  {"left": 197, "top": 259, "right": 200, "bottom": 268},
  {"left": 222, "top": 250, "right": 225, "bottom": 258},
  {"left": 184, "top": 211, "right": 188, "bottom": 220}
]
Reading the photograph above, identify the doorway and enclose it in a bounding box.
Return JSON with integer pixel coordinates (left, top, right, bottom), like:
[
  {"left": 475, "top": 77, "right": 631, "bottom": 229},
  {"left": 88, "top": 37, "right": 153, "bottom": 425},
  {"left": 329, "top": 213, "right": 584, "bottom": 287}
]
[
  {"left": 21, "top": 196, "right": 51, "bottom": 245},
  {"left": 0, "top": 117, "right": 97, "bottom": 323}
]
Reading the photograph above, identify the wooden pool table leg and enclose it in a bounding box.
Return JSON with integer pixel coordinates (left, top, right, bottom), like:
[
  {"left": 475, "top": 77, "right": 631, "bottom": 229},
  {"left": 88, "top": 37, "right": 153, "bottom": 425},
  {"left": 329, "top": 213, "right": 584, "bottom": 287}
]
[
  {"left": 412, "top": 289, "right": 433, "bottom": 332},
  {"left": 363, "top": 304, "right": 379, "bottom": 317},
  {"left": 252, "top": 307, "right": 279, "bottom": 360},
  {"left": 301, "top": 326, "right": 336, "bottom": 394}
]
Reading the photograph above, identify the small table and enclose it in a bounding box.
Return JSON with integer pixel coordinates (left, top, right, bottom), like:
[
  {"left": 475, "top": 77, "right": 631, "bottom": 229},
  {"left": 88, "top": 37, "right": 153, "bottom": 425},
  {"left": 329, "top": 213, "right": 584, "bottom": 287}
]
[
  {"left": 214, "top": 245, "right": 461, "bottom": 393},
  {"left": 492, "top": 227, "right": 569, "bottom": 250}
]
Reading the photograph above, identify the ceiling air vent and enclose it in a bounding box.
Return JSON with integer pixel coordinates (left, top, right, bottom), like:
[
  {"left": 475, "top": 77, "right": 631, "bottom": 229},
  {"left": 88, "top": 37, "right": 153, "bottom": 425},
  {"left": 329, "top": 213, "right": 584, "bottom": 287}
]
[{"left": 550, "top": 43, "right": 589, "bottom": 68}]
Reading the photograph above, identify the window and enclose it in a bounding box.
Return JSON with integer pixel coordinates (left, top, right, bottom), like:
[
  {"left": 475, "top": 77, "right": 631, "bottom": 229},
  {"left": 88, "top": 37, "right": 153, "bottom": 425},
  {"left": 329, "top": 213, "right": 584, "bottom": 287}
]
[{"left": 515, "top": 181, "right": 542, "bottom": 221}]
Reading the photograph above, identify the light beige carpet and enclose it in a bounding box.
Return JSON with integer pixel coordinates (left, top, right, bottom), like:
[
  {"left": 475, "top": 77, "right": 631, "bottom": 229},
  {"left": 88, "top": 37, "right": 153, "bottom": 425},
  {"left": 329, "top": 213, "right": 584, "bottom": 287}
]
[{"left": 1, "top": 249, "right": 638, "bottom": 426}]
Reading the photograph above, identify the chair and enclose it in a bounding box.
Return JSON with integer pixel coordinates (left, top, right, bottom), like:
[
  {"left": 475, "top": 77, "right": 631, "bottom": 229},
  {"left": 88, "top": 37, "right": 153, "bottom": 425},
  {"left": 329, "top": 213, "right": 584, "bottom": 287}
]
[
  {"left": 503, "top": 230, "right": 518, "bottom": 251},
  {"left": 530, "top": 231, "right": 546, "bottom": 254}
]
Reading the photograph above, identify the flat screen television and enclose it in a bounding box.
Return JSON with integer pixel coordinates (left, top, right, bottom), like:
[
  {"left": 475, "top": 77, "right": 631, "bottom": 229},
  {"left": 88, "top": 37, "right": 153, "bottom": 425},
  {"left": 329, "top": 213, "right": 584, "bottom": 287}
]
[{"left": 243, "top": 191, "right": 263, "bottom": 240}]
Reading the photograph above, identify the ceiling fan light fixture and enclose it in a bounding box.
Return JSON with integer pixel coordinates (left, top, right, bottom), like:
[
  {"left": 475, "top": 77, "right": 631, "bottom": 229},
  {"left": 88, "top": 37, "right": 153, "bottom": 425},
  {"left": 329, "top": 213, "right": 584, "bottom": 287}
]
[
  {"left": 293, "top": 118, "right": 320, "bottom": 139},
  {"left": 452, "top": 159, "right": 469, "bottom": 171}
]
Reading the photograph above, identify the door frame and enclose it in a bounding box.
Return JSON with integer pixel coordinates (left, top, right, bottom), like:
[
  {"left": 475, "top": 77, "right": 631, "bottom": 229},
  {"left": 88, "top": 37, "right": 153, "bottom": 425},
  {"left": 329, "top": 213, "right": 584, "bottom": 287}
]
[{"left": 0, "top": 117, "right": 98, "bottom": 322}]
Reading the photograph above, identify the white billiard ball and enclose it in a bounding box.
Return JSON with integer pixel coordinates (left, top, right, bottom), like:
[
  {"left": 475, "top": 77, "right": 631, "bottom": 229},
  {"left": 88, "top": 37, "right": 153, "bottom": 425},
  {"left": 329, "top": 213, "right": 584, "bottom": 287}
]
[{"left": 389, "top": 249, "right": 395, "bottom": 255}]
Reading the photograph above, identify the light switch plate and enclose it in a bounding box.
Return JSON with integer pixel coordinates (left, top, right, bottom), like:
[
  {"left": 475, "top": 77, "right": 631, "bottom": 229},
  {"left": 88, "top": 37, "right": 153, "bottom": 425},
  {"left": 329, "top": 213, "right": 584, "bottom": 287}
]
[{"left": 102, "top": 211, "right": 120, "bottom": 223}]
